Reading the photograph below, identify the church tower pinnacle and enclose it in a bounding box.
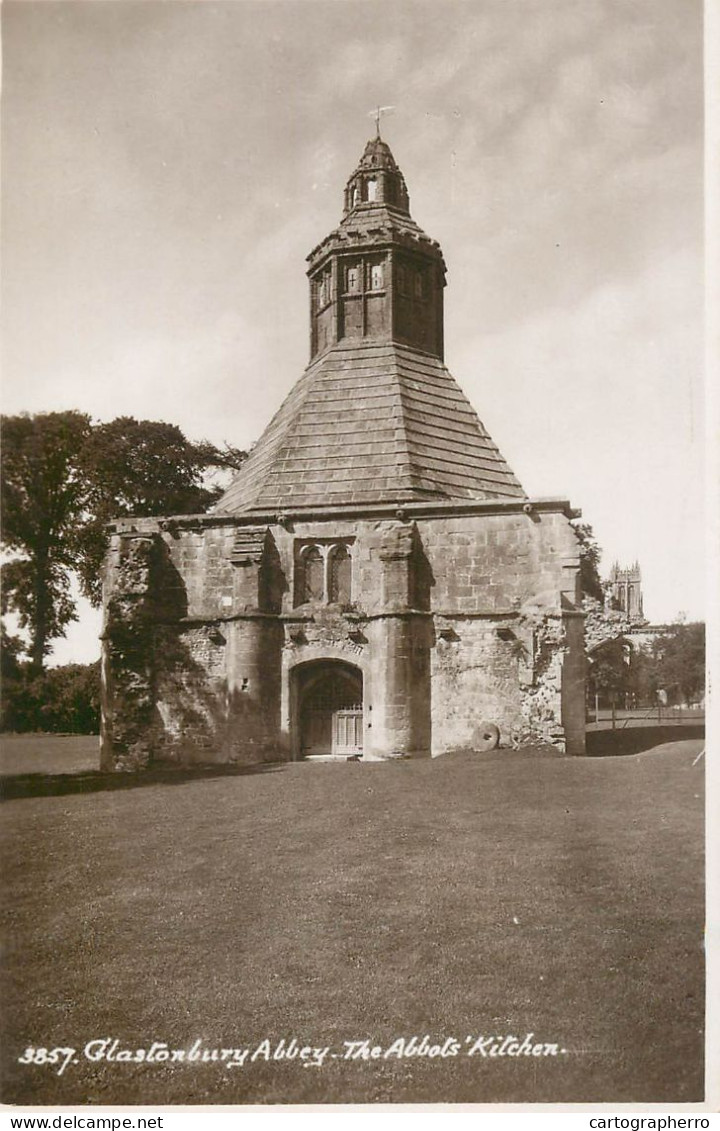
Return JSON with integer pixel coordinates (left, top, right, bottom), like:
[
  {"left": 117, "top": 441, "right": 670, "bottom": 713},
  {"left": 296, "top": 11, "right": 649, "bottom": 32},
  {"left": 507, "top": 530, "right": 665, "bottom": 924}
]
[{"left": 307, "top": 136, "right": 446, "bottom": 360}]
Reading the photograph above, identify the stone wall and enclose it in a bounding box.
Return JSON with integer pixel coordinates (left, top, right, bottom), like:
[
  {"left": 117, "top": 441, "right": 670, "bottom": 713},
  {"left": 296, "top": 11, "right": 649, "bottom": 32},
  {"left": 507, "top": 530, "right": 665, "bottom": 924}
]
[{"left": 100, "top": 501, "right": 585, "bottom": 769}]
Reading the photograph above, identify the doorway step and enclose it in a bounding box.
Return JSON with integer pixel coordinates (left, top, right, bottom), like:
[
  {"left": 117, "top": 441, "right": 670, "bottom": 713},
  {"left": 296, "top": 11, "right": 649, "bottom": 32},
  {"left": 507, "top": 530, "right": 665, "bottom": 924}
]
[{"left": 304, "top": 754, "right": 363, "bottom": 763}]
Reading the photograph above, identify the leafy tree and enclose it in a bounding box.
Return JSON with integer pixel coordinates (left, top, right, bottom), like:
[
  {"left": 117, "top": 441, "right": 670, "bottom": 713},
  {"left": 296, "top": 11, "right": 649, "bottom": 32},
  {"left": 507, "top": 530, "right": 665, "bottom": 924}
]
[
  {"left": 651, "top": 622, "right": 705, "bottom": 705},
  {"left": 40, "top": 662, "right": 101, "bottom": 733},
  {"left": 571, "top": 521, "right": 604, "bottom": 601},
  {"left": 588, "top": 637, "right": 633, "bottom": 703},
  {"left": 0, "top": 656, "right": 100, "bottom": 733},
  {"left": 76, "top": 417, "right": 245, "bottom": 603},
  {"left": 1, "top": 412, "right": 92, "bottom": 672},
  {"left": 1, "top": 411, "right": 246, "bottom": 666},
  {"left": 588, "top": 623, "right": 705, "bottom": 708}
]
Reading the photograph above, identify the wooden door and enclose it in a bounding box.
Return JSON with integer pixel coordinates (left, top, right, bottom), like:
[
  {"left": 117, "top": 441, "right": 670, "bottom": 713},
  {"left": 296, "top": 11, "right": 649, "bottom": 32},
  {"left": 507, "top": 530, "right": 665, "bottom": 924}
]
[
  {"left": 333, "top": 708, "right": 364, "bottom": 754},
  {"left": 299, "top": 666, "right": 363, "bottom": 757}
]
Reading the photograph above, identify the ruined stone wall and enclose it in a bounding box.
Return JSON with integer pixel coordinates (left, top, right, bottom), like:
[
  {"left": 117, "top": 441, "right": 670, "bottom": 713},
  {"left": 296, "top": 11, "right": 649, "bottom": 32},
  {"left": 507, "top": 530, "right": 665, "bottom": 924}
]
[
  {"left": 413, "top": 510, "right": 583, "bottom": 753},
  {"left": 100, "top": 531, "right": 160, "bottom": 771},
  {"left": 101, "top": 517, "right": 283, "bottom": 770},
  {"left": 262, "top": 508, "right": 582, "bottom": 755},
  {"left": 101, "top": 503, "right": 585, "bottom": 769}
]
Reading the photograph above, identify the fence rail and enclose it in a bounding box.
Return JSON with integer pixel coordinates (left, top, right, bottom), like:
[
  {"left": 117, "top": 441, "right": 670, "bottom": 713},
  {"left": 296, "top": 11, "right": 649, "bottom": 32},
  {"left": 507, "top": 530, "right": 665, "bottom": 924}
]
[{"left": 587, "top": 706, "right": 705, "bottom": 727}]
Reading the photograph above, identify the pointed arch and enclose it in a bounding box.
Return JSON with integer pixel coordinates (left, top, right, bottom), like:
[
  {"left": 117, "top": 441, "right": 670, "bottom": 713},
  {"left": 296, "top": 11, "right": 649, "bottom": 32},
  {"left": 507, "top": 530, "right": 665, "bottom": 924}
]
[{"left": 328, "top": 543, "right": 352, "bottom": 605}]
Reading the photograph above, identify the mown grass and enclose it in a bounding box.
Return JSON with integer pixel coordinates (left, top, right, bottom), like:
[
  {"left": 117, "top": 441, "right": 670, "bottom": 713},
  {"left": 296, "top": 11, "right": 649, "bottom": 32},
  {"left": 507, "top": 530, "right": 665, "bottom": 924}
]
[{"left": 0, "top": 734, "right": 704, "bottom": 1105}]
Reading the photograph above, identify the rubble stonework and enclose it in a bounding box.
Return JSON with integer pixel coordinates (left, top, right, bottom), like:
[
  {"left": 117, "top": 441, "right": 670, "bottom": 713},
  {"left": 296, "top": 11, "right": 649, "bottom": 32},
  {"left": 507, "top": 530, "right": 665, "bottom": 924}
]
[
  {"left": 584, "top": 596, "right": 639, "bottom": 654},
  {"left": 100, "top": 534, "right": 159, "bottom": 771},
  {"left": 101, "top": 134, "right": 586, "bottom": 768}
]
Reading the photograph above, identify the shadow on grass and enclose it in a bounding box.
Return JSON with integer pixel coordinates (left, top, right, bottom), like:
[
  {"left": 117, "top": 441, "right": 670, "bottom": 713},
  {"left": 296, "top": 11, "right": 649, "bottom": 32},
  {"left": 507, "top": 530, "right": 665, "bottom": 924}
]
[
  {"left": 0, "top": 760, "right": 286, "bottom": 802},
  {"left": 585, "top": 724, "right": 705, "bottom": 758}
]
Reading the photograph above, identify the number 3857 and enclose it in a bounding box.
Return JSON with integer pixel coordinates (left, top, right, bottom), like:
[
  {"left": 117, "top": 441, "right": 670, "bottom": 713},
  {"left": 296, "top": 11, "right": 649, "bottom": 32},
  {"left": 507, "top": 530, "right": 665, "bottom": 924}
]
[{"left": 18, "top": 1047, "right": 77, "bottom": 1075}]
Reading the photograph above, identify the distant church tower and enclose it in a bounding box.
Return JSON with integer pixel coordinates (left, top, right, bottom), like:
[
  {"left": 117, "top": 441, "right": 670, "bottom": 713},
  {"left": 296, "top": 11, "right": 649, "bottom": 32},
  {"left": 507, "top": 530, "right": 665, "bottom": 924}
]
[
  {"left": 607, "top": 562, "right": 644, "bottom": 622},
  {"left": 100, "top": 131, "right": 587, "bottom": 770}
]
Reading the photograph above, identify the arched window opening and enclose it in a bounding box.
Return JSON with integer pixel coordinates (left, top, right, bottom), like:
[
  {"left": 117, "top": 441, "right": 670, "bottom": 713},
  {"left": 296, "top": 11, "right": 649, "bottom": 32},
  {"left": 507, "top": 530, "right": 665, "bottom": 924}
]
[
  {"left": 302, "top": 546, "right": 324, "bottom": 603},
  {"left": 328, "top": 544, "right": 352, "bottom": 605},
  {"left": 294, "top": 539, "right": 354, "bottom": 607},
  {"left": 366, "top": 178, "right": 377, "bottom": 202},
  {"left": 370, "top": 263, "right": 384, "bottom": 291}
]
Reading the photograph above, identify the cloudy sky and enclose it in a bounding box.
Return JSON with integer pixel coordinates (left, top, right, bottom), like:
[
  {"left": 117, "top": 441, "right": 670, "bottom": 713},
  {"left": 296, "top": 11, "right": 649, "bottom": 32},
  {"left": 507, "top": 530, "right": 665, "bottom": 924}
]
[{"left": 2, "top": 0, "right": 704, "bottom": 663}]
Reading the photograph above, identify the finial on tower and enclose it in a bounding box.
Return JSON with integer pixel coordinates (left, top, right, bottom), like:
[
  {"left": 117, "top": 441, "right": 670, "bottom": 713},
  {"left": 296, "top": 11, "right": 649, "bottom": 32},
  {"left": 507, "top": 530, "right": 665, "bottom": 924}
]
[{"left": 368, "top": 104, "right": 395, "bottom": 138}]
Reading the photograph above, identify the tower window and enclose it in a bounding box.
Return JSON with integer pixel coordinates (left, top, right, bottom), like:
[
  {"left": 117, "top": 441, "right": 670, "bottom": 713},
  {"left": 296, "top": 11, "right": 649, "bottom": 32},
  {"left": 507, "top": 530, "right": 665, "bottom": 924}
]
[
  {"left": 366, "top": 178, "right": 377, "bottom": 202},
  {"left": 414, "top": 271, "right": 425, "bottom": 299},
  {"left": 397, "top": 265, "right": 407, "bottom": 295},
  {"left": 346, "top": 266, "right": 360, "bottom": 293},
  {"left": 370, "top": 264, "right": 384, "bottom": 290}
]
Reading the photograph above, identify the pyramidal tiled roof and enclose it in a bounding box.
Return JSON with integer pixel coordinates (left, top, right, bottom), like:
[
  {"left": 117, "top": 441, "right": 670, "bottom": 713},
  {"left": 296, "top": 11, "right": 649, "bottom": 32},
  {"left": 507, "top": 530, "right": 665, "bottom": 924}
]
[{"left": 216, "top": 342, "right": 525, "bottom": 513}]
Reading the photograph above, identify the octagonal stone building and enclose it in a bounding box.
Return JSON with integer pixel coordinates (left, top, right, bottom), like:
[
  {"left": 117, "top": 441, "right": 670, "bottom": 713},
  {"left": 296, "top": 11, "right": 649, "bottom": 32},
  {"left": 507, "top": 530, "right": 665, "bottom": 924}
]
[{"left": 100, "top": 134, "right": 586, "bottom": 770}]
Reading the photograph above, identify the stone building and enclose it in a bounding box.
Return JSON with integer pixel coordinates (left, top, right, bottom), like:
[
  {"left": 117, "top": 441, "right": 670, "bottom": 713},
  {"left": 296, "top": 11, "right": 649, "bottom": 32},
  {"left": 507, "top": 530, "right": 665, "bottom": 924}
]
[
  {"left": 100, "top": 134, "right": 586, "bottom": 770},
  {"left": 606, "top": 562, "right": 644, "bottom": 622}
]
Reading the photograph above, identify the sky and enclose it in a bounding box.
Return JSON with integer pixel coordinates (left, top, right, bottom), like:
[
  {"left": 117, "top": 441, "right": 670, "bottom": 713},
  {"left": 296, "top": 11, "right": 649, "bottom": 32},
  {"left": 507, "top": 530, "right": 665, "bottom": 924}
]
[{"left": 1, "top": 0, "right": 705, "bottom": 664}]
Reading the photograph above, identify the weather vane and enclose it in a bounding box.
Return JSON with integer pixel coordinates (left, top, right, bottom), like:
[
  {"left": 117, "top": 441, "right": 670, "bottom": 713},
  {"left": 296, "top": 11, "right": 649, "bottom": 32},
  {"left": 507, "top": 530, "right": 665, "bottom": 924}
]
[{"left": 368, "top": 105, "right": 395, "bottom": 138}]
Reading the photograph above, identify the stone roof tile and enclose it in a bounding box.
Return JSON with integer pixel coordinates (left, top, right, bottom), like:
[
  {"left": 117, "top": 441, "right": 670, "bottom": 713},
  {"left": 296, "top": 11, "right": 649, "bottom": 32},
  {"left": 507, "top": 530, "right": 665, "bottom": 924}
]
[{"left": 216, "top": 342, "right": 525, "bottom": 512}]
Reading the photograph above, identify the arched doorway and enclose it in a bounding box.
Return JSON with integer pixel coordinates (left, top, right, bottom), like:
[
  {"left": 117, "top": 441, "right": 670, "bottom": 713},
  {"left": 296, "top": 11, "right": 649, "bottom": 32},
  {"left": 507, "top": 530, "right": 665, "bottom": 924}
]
[{"left": 295, "top": 661, "right": 364, "bottom": 759}]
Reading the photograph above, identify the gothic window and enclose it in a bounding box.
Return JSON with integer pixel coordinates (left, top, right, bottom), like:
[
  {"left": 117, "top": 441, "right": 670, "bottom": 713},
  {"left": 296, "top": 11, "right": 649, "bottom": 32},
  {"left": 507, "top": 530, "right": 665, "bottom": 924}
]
[
  {"left": 351, "top": 184, "right": 359, "bottom": 207},
  {"left": 346, "top": 266, "right": 360, "bottom": 293},
  {"left": 295, "top": 540, "right": 353, "bottom": 606},
  {"left": 370, "top": 264, "right": 384, "bottom": 291},
  {"left": 328, "top": 544, "right": 352, "bottom": 604},
  {"left": 366, "top": 178, "right": 377, "bottom": 202},
  {"left": 319, "top": 276, "right": 328, "bottom": 306},
  {"left": 301, "top": 546, "right": 324, "bottom": 603}
]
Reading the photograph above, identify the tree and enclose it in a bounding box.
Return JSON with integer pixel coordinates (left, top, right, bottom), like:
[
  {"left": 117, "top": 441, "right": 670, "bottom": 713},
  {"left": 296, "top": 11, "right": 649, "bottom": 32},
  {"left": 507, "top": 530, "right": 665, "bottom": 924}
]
[
  {"left": 1, "top": 412, "right": 92, "bottom": 672},
  {"left": 1, "top": 412, "right": 246, "bottom": 666},
  {"left": 587, "top": 637, "right": 634, "bottom": 704},
  {"left": 651, "top": 622, "right": 705, "bottom": 705},
  {"left": 587, "top": 636, "right": 655, "bottom": 708},
  {"left": 0, "top": 654, "right": 100, "bottom": 734},
  {"left": 76, "top": 417, "right": 245, "bottom": 603},
  {"left": 571, "top": 521, "right": 604, "bottom": 601}
]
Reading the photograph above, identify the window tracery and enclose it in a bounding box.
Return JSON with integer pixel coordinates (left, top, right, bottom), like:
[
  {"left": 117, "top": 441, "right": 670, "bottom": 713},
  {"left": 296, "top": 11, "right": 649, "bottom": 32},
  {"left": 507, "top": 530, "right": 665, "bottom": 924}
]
[{"left": 294, "top": 540, "right": 354, "bottom": 607}]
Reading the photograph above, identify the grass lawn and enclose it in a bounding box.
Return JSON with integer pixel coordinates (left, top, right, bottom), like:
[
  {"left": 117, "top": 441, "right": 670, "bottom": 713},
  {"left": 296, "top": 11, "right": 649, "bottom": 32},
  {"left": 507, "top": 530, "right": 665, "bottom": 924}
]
[{"left": 0, "top": 733, "right": 704, "bottom": 1105}]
